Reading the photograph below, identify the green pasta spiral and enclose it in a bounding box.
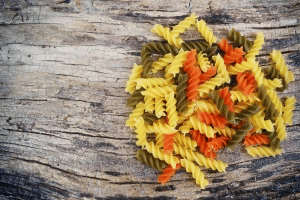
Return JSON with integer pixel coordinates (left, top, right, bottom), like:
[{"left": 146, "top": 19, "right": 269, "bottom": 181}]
[
  {"left": 181, "top": 41, "right": 210, "bottom": 52},
  {"left": 143, "top": 113, "right": 159, "bottom": 124},
  {"left": 136, "top": 149, "right": 167, "bottom": 171},
  {"left": 235, "top": 104, "right": 260, "bottom": 121},
  {"left": 143, "top": 41, "right": 179, "bottom": 55},
  {"left": 268, "top": 130, "right": 281, "bottom": 151},
  {"left": 126, "top": 88, "right": 145, "bottom": 109},
  {"left": 228, "top": 28, "right": 253, "bottom": 52},
  {"left": 176, "top": 73, "right": 189, "bottom": 114},
  {"left": 227, "top": 121, "right": 253, "bottom": 149},
  {"left": 257, "top": 85, "right": 279, "bottom": 120},
  {"left": 266, "top": 63, "right": 288, "bottom": 92},
  {"left": 210, "top": 90, "right": 235, "bottom": 123}
]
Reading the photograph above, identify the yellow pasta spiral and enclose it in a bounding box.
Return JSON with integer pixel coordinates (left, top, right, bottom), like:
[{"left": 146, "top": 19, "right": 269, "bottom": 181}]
[
  {"left": 144, "top": 96, "right": 155, "bottom": 113},
  {"left": 275, "top": 117, "right": 287, "bottom": 141},
  {"left": 198, "top": 74, "right": 226, "bottom": 94},
  {"left": 214, "top": 126, "right": 236, "bottom": 138},
  {"left": 266, "top": 88, "right": 283, "bottom": 115},
  {"left": 151, "top": 24, "right": 183, "bottom": 48},
  {"left": 146, "top": 120, "right": 176, "bottom": 134},
  {"left": 135, "top": 78, "right": 168, "bottom": 90},
  {"left": 165, "top": 92, "right": 179, "bottom": 127},
  {"left": 250, "top": 115, "right": 274, "bottom": 132},
  {"left": 197, "top": 51, "right": 211, "bottom": 72},
  {"left": 270, "top": 50, "right": 295, "bottom": 84},
  {"left": 141, "top": 85, "right": 176, "bottom": 98},
  {"left": 282, "top": 96, "right": 296, "bottom": 125},
  {"left": 164, "top": 64, "right": 174, "bottom": 84},
  {"left": 125, "top": 102, "right": 145, "bottom": 129},
  {"left": 227, "top": 60, "right": 254, "bottom": 74},
  {"left": 213, "top": 54, "right": 230, "bottom": 83},
  {"left": 195, "top": 19, "right": 217, "bottom": 45},
  {"left": 125, "top": 64, "right": 143, "bottom": 94},
  {"left": 249, "top": 61, "right": 264, "bottom": 86},
  {"left": 171, "top": 13, "right": 197, "bottom": 37},
  {"left": 230, "top": 91, "right": 260, "bottom": 103},
  {"left": 246, "top": 146, "right": 283, "bottom": 157},
  {"left": 183, "top": 101, "right": 196, "bottom": 117},
  {"left": 167, "top": 49, "right": 188, "bottom": 76},
  {"left": 180, "top": 158, "right": 209, "bottom": 189},
  {"left": 134, "top": 116, "right": 147, "bottom": 147},
  {"left": 263, "top": 78, "right": 282, "bottom": 89},
  {"left": 188, "top": 116, "right": 215, "bottom": 138},
  {"left": 195, "top": 99, "right": 220, "bottom": 114},
  {"left": 155, "top": 133, "right": 164, "bottom": 148},
  {"left": 155, "top": 97, "right": 166, "bottom": 118},
  {"left": 145, "top": 142, "right": 179, "bottom": 169},
  {"left": 245, "top": 32, "right": 264, "bottom": 61},
  {"left": 152, "top": 53, "right": 174, "bottom": 73},
  {"left": 174, "top": 132, "right": 197, "bottom": 150}
]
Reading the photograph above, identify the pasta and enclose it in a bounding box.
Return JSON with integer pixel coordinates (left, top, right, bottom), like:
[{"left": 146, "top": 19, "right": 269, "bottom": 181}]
[
  {"left": 228, "top": 28, "right": 253, "bottom": 52},
  {"left": 136, "top": 149, "right": 167, "bottom": 171},
  {"left": 246, "top": 146, "right": 282, "bottom": 157},
  {"left": 125, "top": 13, "right": 295, "bottom": 189}
]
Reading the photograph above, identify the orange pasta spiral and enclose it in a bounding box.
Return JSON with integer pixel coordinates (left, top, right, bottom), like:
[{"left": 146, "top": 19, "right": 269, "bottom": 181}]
[
  {"left": 157, "top": 164, "right": 181, "bottom": 185},
  {"left": 184, "top": 49, "right": 201, "bottom": 100},
  {"left": 164, "top": 134, "right": 175, "bottom": 153},
  {"left": 197, "top": 111, "right": 227, "bottom": 129},
  {"left": 207, "top": 136, "right": 230, "bottom": 151},
  {"left": 199, "top": 67, "right": 217, "bottom": 84},
  {"left": 244, "top": 134, "right": 270, "bottom": 146},
  {"left": 219, "top": 87, "right": 235, "bottom": 112},
  {"left": 237, "top": 72, "right": 256, "bottom": 95},
  {"left": 190, "top": 130, "right": 217, "bottom": 159},
  {"left": 218, "top": 39, "right": 245, "bottom": 65}
]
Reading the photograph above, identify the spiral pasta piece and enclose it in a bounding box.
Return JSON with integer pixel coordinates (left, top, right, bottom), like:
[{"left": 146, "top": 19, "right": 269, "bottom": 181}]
[
  {"left": 154, "top": 97, "right": 166, "bottom": 118},
  {"left": 207, "top": 136, "right": 229, "bottom": 151},
  {"left": 227, "top": 121, "right": 253, "bottom": 149},
  {"left": 143, "top": 113, "right": 159, "bottom": 125},
  {"left": 186, "top": 64, "right": 201, "bottom": 101},
  {"left": 176, "top": 73, "right": 188, "bottom": 114},
  {"left": 219, "top": 87, "right": 235, "bottom": 112},
  {"left": 235, "top": 104, "right": 260, "bottom": 121},
  {"left": 214, "top": 126, "right": 236, "bottom": 138},
  {"left": 197, "top": 51, "right": 211, "bottom": 72},
  {"left": 211, "top": 90, "right": 235, "bottom": 123},
  {"left": 136, "top": 78, "right": 168, "bottom": 90},
  {"left": 196, "top": 19, "right": 217, "bottom": 45},
  {"left": 195, "top": 99, "right": 220, "bottom": 114},
  {"left": 125, "top": 64, "right": 143, "bottom": 94},
  {"left": 265, "top": 63, "right": 287, "bottom": 91},
  {"left": 152, "top": 53, "right": 175, "bottom": 73},
  {"left": 143, "top": 41, "right": 179, "bottom": 55},
  {"left": 126, "top": 102, "right": 145, "bottom": 129},
  {"left": 227, "top": 59, "right": 255, "bottom": 74},
  {"left": 236, "top": 72, "right": 256, "bottom": 95},
  {"left": 230, "top": 91, "right": 260, "bottom": 103},
  {"left": 246, "top": 146, "right": 282, "bottom": 157},
  {"left": 266, "top": 88, "right": 283, "bottom": 115},
  {"left": 151, "top": 24, "right": 183, "bottom": 48},
  {"left": 144, "top": 96, "right": 155, "bottom": 113},
  {"left": 257, "top": 86, "right": 279, "bottom": 120},
  {"left": 199, "top": 67, "right": 217, "bottom": 84},
  {"left": 134, "top": 117, "right": 147, "bottom": 147},
  {"left": 244, "top": 134, "right": 270, "bottom": 146},
  {"left": 270, "top": 50, "right": 294, "bottom": 84},
  {"left": 168, "top": 49, "right": 189, "bottom": 76},
  {"left": 197, "top": 111, "right": 227, "bottom": 129},
  {"left": 145, "top": 142, "right": 180, "bottom": 169},
  {"left": 181, "top": 41, "right": 210, "bottom": 52},
  {"left": 263, "top": 78, "right": 283, "bottom": 89},
  {"left": 275, "top": 117, "right": 287, "bottom": 141},
  {"left": 188, "top": 116, "right": 215, "bottom": 138},
  {"left": 165, "top": 92, "right": 179, "bottom": 127},
  {"left": 157, "top": 164, "right": 179, "bottom": 185},
  {"left": 213, "top": 54, "right": 230, "bottom": 83},
  {"left": 198, "top": 74, "right": 226, "bottom": 94},
  {"left": 171, "top": 13, "right": 197, "bottom": 37},
  {"left": 174, "top": 132, "right": 197, "bottom": 150},
  {"left": 146, "top": 120, "right": 177, "bottom": 134},
  {"left": 136, "top": 149, "right": 167, "bottom": 171},
  {"left": 142, "top": 85, "right": 176, "bottom": 98},
  {"left": 190, "top": 130, "right": 216, "bottom": 159},
  {"left": 245, "top": 32, "right": 264, "bottom": 61},
  {"left": 126, "top": 88, "right": 145, "bottom": 109},
  {"left": 164, "top": 134, "right": 175, "bottom": 153},
  {"left": 250, "top": 115, "right": 274, "bottom": 132},
  {"left": 228, "top": 28, "right": 253, "bottom": 52},
  {"left": 282, "top": 97, "right": 296, "bottom": 125}
]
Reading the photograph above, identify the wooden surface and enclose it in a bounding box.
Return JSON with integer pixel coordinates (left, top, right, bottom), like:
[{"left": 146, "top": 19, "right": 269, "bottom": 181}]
[{"left": 0, "top": 0, "right": 299, "bottom": 199}]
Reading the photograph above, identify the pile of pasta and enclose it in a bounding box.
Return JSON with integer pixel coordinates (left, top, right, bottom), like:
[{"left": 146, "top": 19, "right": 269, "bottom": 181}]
[{"left": 125, "top": 13, "right": 296, "bottom": 189}]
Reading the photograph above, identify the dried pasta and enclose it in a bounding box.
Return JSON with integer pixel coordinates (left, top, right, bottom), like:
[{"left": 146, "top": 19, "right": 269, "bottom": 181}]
[{"left": 125, "top": 13, "right": 295, "bottom": 189}]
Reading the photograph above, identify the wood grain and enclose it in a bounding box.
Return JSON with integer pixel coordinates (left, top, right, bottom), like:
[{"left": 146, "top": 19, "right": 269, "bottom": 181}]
[{"left": 0, "top": 0, "right": 299, "bottom": 199}]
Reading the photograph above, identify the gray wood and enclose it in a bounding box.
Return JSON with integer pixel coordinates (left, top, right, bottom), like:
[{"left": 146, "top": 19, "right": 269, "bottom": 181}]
[{"left": 0, "top": 0, "right": 299, "bottom": 199}]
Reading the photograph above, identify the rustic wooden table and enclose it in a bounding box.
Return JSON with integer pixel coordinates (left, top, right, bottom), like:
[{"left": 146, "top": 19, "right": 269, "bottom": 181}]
[{"left": 0, "top": 0, "right": 299, "bottom": 199}]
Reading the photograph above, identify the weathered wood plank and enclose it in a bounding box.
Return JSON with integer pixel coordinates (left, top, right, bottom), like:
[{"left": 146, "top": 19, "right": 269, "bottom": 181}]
[{"left": 0, "top": 0, "right": 299, "bottom": 199}]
